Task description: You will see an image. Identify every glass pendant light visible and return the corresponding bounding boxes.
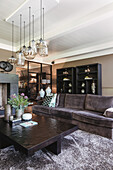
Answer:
[22,21,27,54]
[16,14,25,66]
[31,15,37,56]
[39,46,48,56]
[8,21,17,65]
[25,7,35,60]
[36,0,43,48]
[39,8,48,56]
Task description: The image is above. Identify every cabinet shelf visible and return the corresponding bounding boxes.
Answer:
[78,71,97,75]
[57,67,75,94]
[76,63,102,95]
[57,74,72,77]
[78,79,97,82]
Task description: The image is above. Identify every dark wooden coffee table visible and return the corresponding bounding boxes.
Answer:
[0,114,78,156]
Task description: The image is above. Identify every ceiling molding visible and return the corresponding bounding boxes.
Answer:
[51,45,113,64]
[5,0,30,21]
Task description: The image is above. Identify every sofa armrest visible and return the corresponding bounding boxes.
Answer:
[36,99,44,105]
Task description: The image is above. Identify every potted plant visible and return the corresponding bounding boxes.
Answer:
[8,93,30,119]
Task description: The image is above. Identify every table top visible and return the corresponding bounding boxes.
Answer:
[0,114,78,152]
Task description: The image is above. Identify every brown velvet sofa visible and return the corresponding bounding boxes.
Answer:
[32,94,113,139]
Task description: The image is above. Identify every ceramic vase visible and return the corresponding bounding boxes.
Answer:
[46,87,51,96]
[16,109,23,119]
[39,89,45,98]
[4,104,11,122]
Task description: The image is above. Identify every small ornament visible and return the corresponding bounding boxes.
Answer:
[81,89,85,94]
[81,83,85,87]
[68,89,72,93]
[91,81,96,94]
[69,83,72,87]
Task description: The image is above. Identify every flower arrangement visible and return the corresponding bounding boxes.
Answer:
[8,93,29,110]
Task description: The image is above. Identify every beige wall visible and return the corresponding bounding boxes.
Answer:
[52,54,113,96]
[1,48,113,96]
[0,49,16,74]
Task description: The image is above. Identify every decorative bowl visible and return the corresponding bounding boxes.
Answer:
[22,113,32,120]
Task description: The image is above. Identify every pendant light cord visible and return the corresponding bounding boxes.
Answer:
[43,8,44,40]
[24,21,25,45]
[32,15,34,40]
[29,7,31,46]
[40,0,42,39]
[12,21,14,56]
[20,14,22,51]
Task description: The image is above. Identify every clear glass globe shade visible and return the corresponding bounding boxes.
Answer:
[25,46,35,60]
[36,39,40,48]
[7,56,17,65]
[39,40,47,48]
[39,46,48,57]
[31,40,37,56]
[16,52,25,66]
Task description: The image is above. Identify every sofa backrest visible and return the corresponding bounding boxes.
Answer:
[85,94,113,113]
[65,94,86,110]
[56,93,66,107]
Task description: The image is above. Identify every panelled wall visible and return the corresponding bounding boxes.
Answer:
[52,54,113,96]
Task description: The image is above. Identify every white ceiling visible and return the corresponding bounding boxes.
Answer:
[1,0,113,64]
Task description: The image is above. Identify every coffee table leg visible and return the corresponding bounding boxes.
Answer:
[46,137,61,155]
[0,138,11,149]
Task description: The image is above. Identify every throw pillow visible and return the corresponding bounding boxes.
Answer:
[103,108,113,118]
[49,94,57,107]
[42,96,53,107]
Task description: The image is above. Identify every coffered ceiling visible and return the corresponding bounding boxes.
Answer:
[1,0,113,64]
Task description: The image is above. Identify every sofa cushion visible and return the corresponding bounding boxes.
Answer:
[65,94,86,110]
[85,94,113,113]
[57,94,66,107]
[103,108,113,118]
[32,105,51,114]
[50,107,76,119]
[72,110,113,128]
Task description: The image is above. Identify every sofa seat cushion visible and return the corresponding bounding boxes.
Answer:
[65,94,86,110]
[50,107,77,119]
[32,105,51,114]
[72,110,113,128]
[85,94,113,113]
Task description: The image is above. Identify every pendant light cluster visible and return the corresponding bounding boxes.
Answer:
[8,0,48,66]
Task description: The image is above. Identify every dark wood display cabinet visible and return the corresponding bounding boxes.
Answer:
[27,61,52,100]
[57,67,76,94]
[18,61,52,100]
[76,63,102,95]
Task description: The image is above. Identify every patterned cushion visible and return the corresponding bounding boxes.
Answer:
[42,96,53,107]
[49,94,57,107]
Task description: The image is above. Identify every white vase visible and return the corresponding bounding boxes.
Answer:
[16,109,23,119]
[46,87,51,96]
[39,89,45,98]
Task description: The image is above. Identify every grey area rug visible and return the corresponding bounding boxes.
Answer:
[0,130,113,170]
